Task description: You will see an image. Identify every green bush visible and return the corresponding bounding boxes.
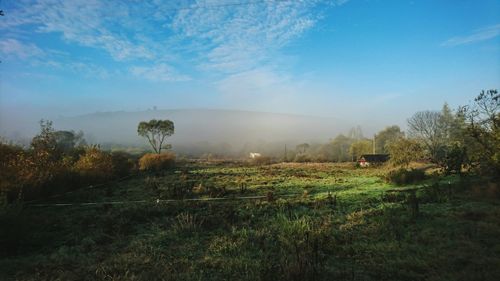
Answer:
[139,152,176,171]
[385,168,426,185]
[440,143,468,175]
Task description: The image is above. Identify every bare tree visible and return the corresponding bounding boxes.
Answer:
[407,111,444,161]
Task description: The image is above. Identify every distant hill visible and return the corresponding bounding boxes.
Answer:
[53,109,350,148]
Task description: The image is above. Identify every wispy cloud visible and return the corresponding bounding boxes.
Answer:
[441,24,500,47]
[0,38,111,79]
[1,0,156,61]
[130,64,191,82]
[171,0,325,73]
[0,38,44,60]
[1,0,348,81]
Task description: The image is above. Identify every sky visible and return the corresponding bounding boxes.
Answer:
[1,0,499,134]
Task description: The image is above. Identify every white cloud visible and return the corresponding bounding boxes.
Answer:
[0,37,112,79]
[1,0,156,61]
[1,0,349,81]
[170,0,324,72]
[130,64,191,82]
[0,38,44,60]
[441,24,500,47]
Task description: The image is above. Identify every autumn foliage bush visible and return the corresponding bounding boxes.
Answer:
[1,145,136,202]
[139,152,176,171]
[74,146,114,183]
[0,121,138,203]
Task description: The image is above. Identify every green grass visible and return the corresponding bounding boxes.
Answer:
[1,162,499,280]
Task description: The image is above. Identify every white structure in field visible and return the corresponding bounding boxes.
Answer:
[249,152,262,159]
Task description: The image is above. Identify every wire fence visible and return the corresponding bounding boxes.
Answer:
[25,193,301,208]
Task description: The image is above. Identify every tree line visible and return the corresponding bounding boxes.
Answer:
[289,90,499,177]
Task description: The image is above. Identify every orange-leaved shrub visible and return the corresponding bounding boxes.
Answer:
[0,142,76,202]
[139,152,176,171]
[74,146,114,182]
[1,120,140,203]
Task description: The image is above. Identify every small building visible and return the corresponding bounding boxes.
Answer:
[358,154,389,167]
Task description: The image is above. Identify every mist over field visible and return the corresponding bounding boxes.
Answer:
[2,108,357,152]
[60,109,350,144]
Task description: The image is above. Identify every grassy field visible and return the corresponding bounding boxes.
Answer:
[1,162,499,281]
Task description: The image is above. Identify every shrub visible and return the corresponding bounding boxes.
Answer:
[1,125,139,203]
[111,151,136,177]
[294,153,311,163]
[0,142,70,202]
[250,155,272,166]
[139,152,176,171]
[385,168,426,185]
[74,147,114,182]
[0,143,25,201]
[439,143,468,175]
[386,138,424,167]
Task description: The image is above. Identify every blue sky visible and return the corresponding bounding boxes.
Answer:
[0,0,499,132]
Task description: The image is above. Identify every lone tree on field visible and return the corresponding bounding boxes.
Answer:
[137,119,174,154]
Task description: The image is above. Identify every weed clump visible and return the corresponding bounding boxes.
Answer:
[261,214,333,281]
[385,168,426,185]
[144,176,193,199]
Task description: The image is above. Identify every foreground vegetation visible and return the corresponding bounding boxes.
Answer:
[0,89,497,280]
[1,162,499,281]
